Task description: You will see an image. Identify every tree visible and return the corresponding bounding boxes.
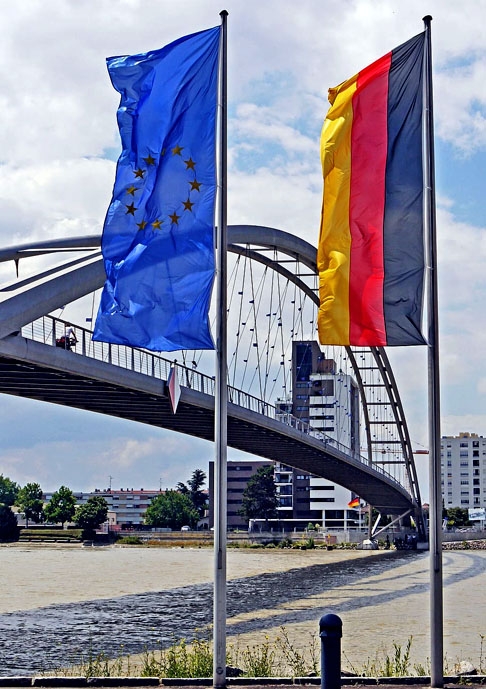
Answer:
[239,465,278,524]
[74,496,108,536]
[145,490,199,530]
[176,468,207,519]
[44,486,77,527]
[16,483,44,527]
[0,474,19,507]
[0,504,19,541]
[446,506,471,529]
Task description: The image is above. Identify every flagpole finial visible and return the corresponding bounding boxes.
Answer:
[220,9,228,18]
[423,15,433,25]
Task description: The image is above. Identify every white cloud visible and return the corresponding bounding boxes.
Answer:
[0,0,486,499]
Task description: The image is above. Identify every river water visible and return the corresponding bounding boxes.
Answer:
[1,544,485,675]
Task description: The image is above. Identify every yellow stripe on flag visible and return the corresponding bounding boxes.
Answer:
[317,74,358,345]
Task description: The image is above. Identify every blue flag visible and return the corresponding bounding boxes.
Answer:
[93,26,221,352]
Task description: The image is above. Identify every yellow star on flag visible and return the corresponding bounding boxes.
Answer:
[169,212,180,225]
[143,154,156,166]
[184,157,196,170]
[183,198,194,212]
[151,219,163,229]
[172,145,183,156]
[190,180,202,191]
[134,168,145,178]
[126,185,138,196]
[125,202,137,215]
[137,219,148,231]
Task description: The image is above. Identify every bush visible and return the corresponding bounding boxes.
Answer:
[277,537,292,548]
[0,504,19,541]
[116,536,143,545]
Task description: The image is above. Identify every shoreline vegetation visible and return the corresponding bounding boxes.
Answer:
[6,528,486,550]
[45,629,486,680]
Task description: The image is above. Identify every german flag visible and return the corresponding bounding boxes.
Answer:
[348,497,360,509]
[318,33,426,347]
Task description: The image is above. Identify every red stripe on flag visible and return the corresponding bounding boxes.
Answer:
[348,52,391,346]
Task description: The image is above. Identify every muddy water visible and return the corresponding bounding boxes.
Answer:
[0,544,485,675]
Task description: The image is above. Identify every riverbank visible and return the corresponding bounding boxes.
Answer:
[1,677,486,688]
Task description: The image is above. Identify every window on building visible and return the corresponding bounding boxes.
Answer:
[460,442,469,447]
[279,497,292,507]
[324,510,344,519]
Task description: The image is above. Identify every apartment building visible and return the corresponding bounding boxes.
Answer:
[441,432,486,508]
[43,488,163,528]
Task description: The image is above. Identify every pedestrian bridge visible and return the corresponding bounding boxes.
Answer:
[0,225,424,527]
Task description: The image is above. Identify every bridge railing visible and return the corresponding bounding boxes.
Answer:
[21,315,400,485]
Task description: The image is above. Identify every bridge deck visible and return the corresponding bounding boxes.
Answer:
[0,334,414,514]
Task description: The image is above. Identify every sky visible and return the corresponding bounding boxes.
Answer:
[0,0,486,500]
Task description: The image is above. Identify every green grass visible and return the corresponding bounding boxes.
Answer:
[47,632,486,679]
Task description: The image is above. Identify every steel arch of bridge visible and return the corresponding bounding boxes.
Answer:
[0,225,423,531]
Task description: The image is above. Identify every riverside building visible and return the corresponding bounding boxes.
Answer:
[441,432,486,508]
[43,488,163,529]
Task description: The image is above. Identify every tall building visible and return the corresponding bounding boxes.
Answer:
[441,432,486,508]
[208,459,273,530]
[208,342,365,532]
[291,341,359,452]
[274,341,362,530]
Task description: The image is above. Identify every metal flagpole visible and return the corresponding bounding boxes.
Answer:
[423,15,443,689]
[213,9,228,689]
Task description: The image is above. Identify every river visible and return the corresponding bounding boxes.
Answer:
[0,544,485,675]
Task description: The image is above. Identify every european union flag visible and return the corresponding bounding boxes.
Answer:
[93,26,221,352]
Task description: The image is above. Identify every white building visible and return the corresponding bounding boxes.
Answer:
[43,488,163,529]
[441,432,486,508]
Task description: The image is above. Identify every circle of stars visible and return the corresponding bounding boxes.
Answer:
[123,145,202,232]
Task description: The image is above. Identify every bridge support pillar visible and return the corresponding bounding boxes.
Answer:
[319,613,342,689]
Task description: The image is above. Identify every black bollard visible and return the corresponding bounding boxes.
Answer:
[319,613,342,689]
